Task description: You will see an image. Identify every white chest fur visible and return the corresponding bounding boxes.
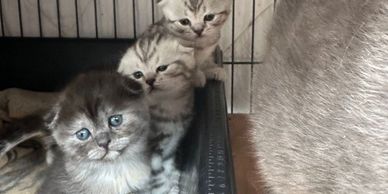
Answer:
[66,153,150,194]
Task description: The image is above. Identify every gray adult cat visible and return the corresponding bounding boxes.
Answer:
[157,0,230,86]
[35,71,151,194]
[118,22,197,194]
[250,0,388,193]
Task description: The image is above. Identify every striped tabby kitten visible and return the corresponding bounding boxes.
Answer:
[118,23,196,194]
[1,72,151,194]
[157,0,230,86]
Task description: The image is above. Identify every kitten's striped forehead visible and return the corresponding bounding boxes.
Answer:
[186,0,204,11]
[159,0,230,18]
[118,23,195,76]
[135,32,165,64]
[132,25,193,66]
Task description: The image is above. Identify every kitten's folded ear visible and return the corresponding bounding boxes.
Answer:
[44,104,61,130]
[121,76,144,96]
[43,94,65,130]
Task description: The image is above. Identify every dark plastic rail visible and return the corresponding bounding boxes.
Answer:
[198,81,236,194]
[199,49,236,194]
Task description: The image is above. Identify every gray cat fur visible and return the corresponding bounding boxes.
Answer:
[38,72,151,194]
[250,0,388,193]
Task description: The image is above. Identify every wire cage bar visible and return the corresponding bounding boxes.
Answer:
[0,0,274,113]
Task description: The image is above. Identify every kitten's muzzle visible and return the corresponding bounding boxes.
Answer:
[193,28,204,36]
[95,133,111,149]
[191,23,204,36]
[146,78,155,87]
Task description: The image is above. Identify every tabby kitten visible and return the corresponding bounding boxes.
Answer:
[36,71,151,194]
[157,0,231,86]
[118,23,196,194]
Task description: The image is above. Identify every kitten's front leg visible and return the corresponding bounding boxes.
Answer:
[150,155,180,194]
[192,70,207,88]
[195,44,226,82]
[203,60,227,82]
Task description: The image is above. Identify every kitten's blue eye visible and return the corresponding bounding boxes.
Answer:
[156,65,168,72]
[179,18,191,26]
[204,14,215,22]
[109,115,123,127]
[76,128,91,141]
[133,71,143,79]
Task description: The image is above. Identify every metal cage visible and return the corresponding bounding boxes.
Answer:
[0,0,275,113]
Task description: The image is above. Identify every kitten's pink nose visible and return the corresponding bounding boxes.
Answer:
[97,139,111,149]
[193,28,204,36]
[146,78,155,86]
[96,133,111,149]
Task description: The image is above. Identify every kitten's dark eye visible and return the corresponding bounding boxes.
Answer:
[109,115,123,127]
[179,19,191,26]
[156,65,168,72]
[133,71,143,79]
[204,14,215,21]
[76,128,91,141]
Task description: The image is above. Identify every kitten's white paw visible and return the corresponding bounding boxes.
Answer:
[192,70,207,88]
[205,67,227,82]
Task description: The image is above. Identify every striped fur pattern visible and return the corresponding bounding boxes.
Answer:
[118,23,196,194]
[250,0,388,193]
[36,71,152,194]
[157,0,230,86]
[0,114,47,157]
[0,113,55,164]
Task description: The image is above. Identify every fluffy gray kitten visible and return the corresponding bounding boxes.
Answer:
[35,72,151,194]
[118,23,197,194]
[250,0,388,193]
[157,0,230,86]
